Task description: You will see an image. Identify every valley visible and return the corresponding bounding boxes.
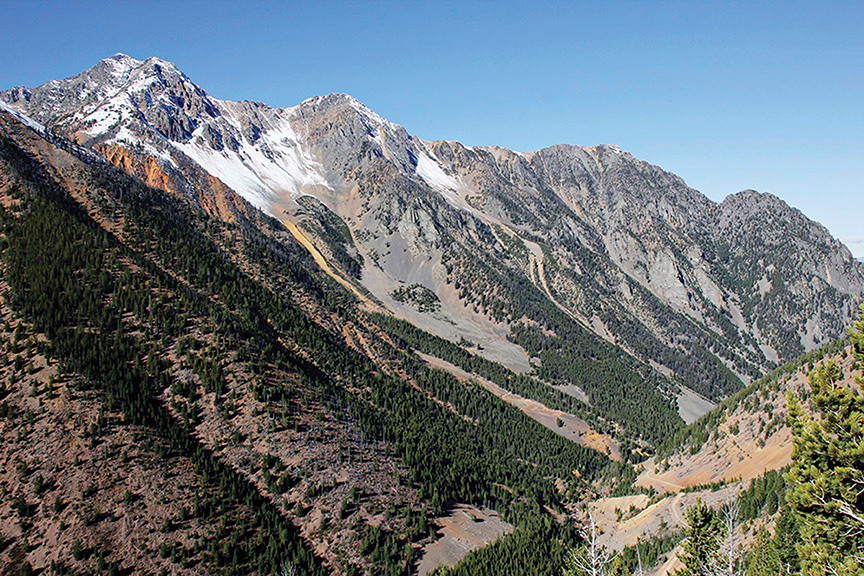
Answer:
[0,54,862,575]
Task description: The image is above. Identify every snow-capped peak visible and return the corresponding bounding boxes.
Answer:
[96,53,144,80]
[298,93,400,135]
[4,55,501,214]
[108,53,141,66]
[110,52,137,62]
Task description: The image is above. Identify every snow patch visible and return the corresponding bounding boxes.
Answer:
[111,126,177,167]
[81,100,126,135]
[346,96,400,133]
[105,54,142,76]
[0,100,46,133]
[415,151,461,192]
[170,114,330,209]
[415,150,475,212]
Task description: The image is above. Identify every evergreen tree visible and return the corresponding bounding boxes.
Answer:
[746,528,781,576]
[608,557,631,576]
[675,499,723,576]
[771,503,801,574]
[784,304,864,575]
[746,503,800,576]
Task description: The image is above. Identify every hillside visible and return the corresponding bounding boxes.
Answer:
[0,110,620,574]
[637,339,852,493]
[3,55,864,452]
[558,335,860,576]
[0,302,315,575]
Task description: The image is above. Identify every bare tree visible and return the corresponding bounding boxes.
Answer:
[703,493,745,576]
[563,509,619,576]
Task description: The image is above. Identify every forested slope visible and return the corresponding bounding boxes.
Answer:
[637,337,853,494]
[0,110,621,575]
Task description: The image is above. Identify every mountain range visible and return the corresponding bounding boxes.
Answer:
[0,54,862,575]
[4,54,861,433]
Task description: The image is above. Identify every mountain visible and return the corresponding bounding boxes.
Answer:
[1,54,863,575]
[4,56,860,424]
[0,106,616,574]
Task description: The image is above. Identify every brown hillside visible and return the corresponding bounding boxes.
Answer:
[636,346,856,492]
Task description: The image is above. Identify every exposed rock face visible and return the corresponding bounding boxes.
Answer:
[4,54,863,402]
[715,190,862,358]
[423,143,864,371]
[2,54,329,209]
[99,143,175,192]
[3,54,216,140]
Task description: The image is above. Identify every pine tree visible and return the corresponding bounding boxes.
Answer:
[772,503,802,575]
[746,503,802,576]
[675,499,723,576]
[608,557,631,576]
[784,304,864,575]
[746,527,781,576]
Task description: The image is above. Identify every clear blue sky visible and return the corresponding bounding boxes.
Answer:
[2,1,863,255]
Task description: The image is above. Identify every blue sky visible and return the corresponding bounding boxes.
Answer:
[2,1,862,255]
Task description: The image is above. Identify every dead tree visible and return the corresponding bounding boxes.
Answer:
[563,509,619,576]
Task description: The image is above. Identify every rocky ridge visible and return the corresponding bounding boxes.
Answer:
[3,54,863,422]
